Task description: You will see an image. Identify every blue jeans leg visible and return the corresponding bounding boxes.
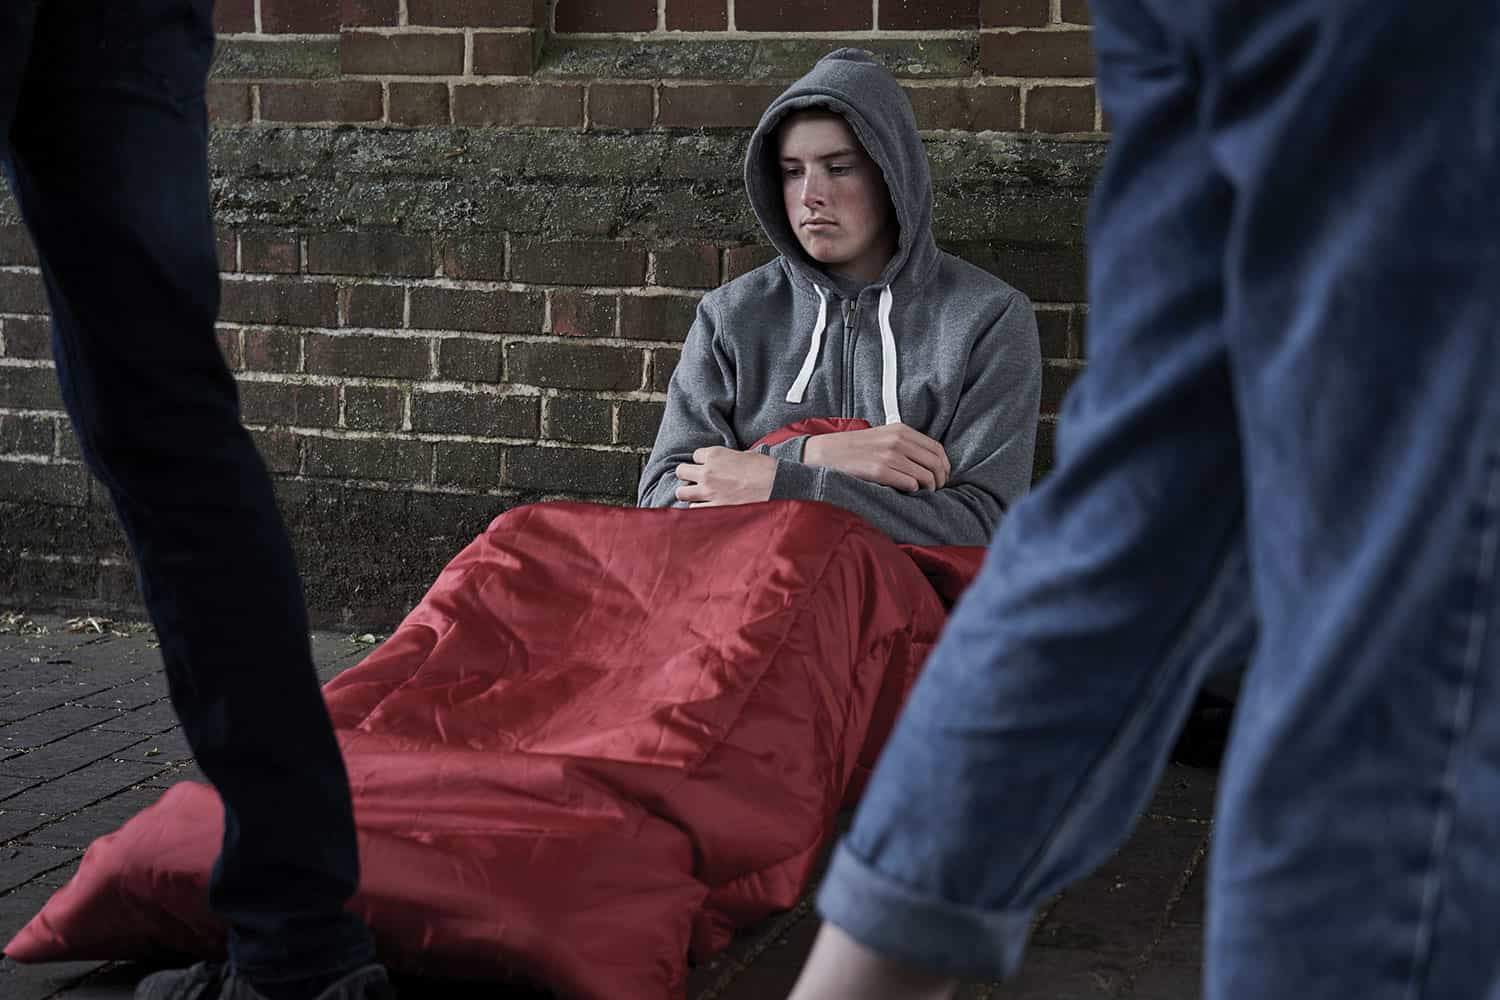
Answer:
[818,2,1500,997]
[2,1,375,984]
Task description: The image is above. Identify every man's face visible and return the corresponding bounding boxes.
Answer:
[778,112,896,284]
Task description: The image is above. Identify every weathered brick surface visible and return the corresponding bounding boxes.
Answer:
[341,31,467,76]
[667,0,727,31]
[652,244,718,288]
[882,0,980,30]
[343,385,406,430]
[1061,0,1092,25]
[0,270,48,314]
[439,236,509,281]
[0,414,54,455]
[2,317,51,359]
[341,0,401,26]
[725,245,778,279]
[550,291,618,338]
[0,367,63,410]
[512,240,646,286]
[305,334,431,379]
[981,29,1096,78]
[206,83,252,124]
[502,445,638,495]
[545,394,613,443]
[436,338,504,382]
[214,0,255,34]
[261,0,340,33]
[658,84,781,128]
[650,347,682,392]
[220,279,339,327]
[259,81,384,123]
[473,31,539,76]
[341,284,406,328]
[389,83,451,126]
[737,0,871,31]
[0,225,38,266]
[507,342,643,391]
[556,0,658,32]
[434,440,501,487]
[408,0,539,28]
[411,390,538,436]
[589,83,655,128]
[238,381,340,427]
[619,294,699,342]
[907,84,1020,132]
[1026,84,1096,133]
[240,231,300,274]
[308,231,434,278]
[452,83,584,126]
[409,287,544,333]
[617,399,666,447]
[980,0,1049,28]
[304,436,432,482]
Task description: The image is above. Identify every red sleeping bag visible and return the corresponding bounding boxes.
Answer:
[6,423,986,998]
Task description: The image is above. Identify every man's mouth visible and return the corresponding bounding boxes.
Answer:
[803,218,836,230]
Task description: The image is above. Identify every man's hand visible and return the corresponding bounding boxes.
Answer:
[675,447,777,507]
[802,423,951,492]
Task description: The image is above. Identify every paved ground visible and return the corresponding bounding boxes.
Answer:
[0,612,1217,1000]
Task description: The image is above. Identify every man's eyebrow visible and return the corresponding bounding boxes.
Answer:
[779,148,859,162]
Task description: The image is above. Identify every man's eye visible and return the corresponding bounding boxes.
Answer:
[783,167,803,178]
[829,164,852,175]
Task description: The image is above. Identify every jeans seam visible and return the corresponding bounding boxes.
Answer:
[1407,447,1500,1000]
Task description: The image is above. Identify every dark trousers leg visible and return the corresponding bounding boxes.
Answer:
[2,0,373,982]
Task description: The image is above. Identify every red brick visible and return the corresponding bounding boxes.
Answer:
[651,244,718,288]
[618,294,700,342]
[1025,84,1096,132]
[501,445,639,496]
[979,0,1049,27]
[342,0,400,26]
[616,399,666,447]
[214,0,255,34]
[0,225,38,267]
[881,0,979,30]
[667,0,727,30]
[305,334,432,378]
[409,0,538,27]
[217,228,238,272]
[725,245,777,279]
[505,342,643,391]
[588,83,654,128]
[436,338,504,382]
[439,236,508,281]
[737,0,870,31]
[240,231,301,274]
[340,285,406,328]
[217,327,243,370]
[304,436,431,483]
[658,84,781,128]
[259,82,383,123]
[409,287,544,333]
[544,394,613,444]
[220,279,339,327]
[549,292,617,338]
[472,31,538,76]
[207,83,252,124]
[452,84,583,126]
[389,83,450,125]
[262,0,340,33]
[343,385,405,431]
[340,31,465,76]
[555,0,657,32]
[980,29,1095,77]
[511,240,646,286]
[1060,0,1092,25]
[243,329,303,372]
[307,230,434,278]
[238,381,340,428]
[906,84,1020,131]
[650,347,680,392]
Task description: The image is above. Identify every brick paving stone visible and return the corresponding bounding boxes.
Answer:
[0,879,62,939]
[0,809,49,844]
[1032,817,1207,958]
[0,729,150,780]
[1,759,167,817]
[26,788,165,849]
[115,729,192,766]
[76,677,168,712]
[0,957,110,1000]
[0,844,82,893]
[0,773,41,801]
[94,700,179,735]
[0,705,124,751]
[141,761,205,790]
[0,687,94,725]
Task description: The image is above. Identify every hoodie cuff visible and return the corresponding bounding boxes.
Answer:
[757,434,810,463]
[770,458,825,502]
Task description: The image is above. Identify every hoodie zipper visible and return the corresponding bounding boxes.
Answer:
[841,297,859,418]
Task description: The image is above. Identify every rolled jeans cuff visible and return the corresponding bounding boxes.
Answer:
[815,839,1034,981]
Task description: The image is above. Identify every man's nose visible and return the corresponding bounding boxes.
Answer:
[800,173,828,207]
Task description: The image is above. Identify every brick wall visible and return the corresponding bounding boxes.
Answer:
[0,0,1100,626]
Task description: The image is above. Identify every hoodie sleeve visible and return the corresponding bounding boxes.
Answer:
[638,296,738,508]
[767,291,1042,546]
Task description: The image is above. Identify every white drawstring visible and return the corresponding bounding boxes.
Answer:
[878,285,901,425]
[786,285,828,404]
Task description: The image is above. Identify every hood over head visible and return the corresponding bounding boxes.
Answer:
[744,48,938,294]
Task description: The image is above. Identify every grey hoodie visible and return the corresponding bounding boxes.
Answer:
[637,49,1041,546]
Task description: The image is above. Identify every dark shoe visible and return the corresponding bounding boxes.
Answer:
[135,961,394,1000]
